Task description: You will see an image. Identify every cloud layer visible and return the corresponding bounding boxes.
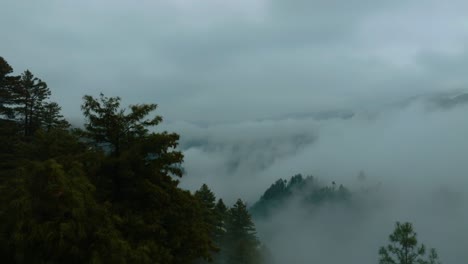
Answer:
[2,0,468,123]
[2,1,468,263]
[174,99,468,263]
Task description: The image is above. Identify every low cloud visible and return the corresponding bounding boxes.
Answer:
[174,96,468,263]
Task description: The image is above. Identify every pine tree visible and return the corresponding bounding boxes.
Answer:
[379,222,442,264]
[42,102,70,131]
[215,198,228,241]
[194,184,222,262]
[80,93,216,263]
[0,132,129,263]
[0,57,19,119]
[225,199,261,264]
[0,58,21,175]
[428,248,442,264]
[1,61,68,137]
[80,93,162,156]
[195,183,218,238]
[10,70,51,136]
[195,184,216,209]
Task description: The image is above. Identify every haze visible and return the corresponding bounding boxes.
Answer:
[2,1,468,263]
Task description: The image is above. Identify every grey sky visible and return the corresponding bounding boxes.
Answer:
[3,2,468,263]
[1,0,468,122]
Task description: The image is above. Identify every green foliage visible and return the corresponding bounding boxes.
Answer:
[11,70,51,136]
[0,119,20,170]
[6,57,447,264]
[224,199,261,264]
[0,57,13,81]
[195,184,217,209]
[0,115,129,263]
[42,102,70,131]
[80,93,163,156]
[251,174,351,218]
[196,193,267,264]
[379,222,442,264]
[214,199,228,241]
[0,57,20,119]
[0,59,68,138]
[0,57,222,264]
[0,158,128,263]
[195,184,219,256]
[428,248,442,264]
[79,93,217,263]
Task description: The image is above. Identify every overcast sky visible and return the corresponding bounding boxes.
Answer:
[3,2,468,263]
[1,0,468,123]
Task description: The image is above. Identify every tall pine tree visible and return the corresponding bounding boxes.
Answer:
[11,70,51,136]
[379,222,442,264]
[80,93,216,263]
[225,199,261,264]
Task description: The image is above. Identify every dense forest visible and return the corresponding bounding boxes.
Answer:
[0,56,442,263]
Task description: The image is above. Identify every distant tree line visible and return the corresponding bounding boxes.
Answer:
[251,175,443,264]
[250,174,351,218]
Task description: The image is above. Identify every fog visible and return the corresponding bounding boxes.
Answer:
[3,0,468,123]
[3,0,468,263]
[174,96,468,263]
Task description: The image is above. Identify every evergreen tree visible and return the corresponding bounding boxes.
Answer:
[287,173,304,189]
[0,58,21,168]
[195,184,218,235]
[215,198,228,241]
[0,60,68,138]
[0,130,129,263]
[10,70,51,136]
[194,184,220,261]
[0,57,12,83]
[0,57,283,264]
[80,93,216,263]
[42,102,70,131]
[0,57,19,119]
[80,93,162,156]
[225,199,261,264]
[379,222,442,264]
[195,184,217,210]
[251,174,352,218]
[262,178,288,201]
[428,248,442,264]
[0,60,18,191]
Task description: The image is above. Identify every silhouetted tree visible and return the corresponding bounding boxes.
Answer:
[195,184,220,260]
[0,58,21,168]
[80,93,162,156]
[196,184,217,210]
[215,199,228,240]
[379,222,442,264]
[42,102,70,131]
[225,199,261,264]
[80,93,216,263]
[0,57,19,119]
[1,57,276,264]
[10,70,51,136]
[251,174,352,218]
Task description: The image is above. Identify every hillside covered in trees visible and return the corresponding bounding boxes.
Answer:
[250,174,351,219]
[0,57,443,263]
[0,57,268,264]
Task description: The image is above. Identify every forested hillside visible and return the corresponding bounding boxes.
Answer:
[0,57,266,264]
[0,57,443,263]
[250,174,351,219]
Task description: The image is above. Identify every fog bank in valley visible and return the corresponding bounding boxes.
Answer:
[174,97,468,263]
